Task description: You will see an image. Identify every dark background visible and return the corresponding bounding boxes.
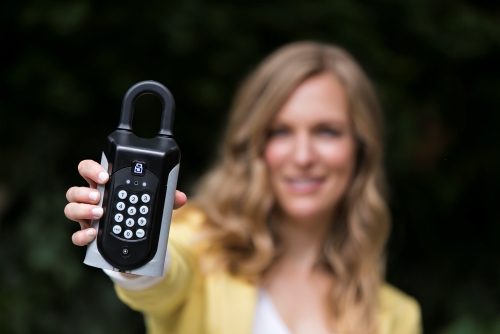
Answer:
[0,1,499,333]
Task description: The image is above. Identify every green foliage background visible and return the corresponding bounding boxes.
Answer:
[0,1,499,333]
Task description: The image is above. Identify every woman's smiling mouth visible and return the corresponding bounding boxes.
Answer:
[284,177,325,194]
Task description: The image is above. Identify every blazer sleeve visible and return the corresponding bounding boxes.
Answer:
[113,209,200,318]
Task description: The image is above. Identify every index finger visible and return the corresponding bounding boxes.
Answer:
[78,160,109,189]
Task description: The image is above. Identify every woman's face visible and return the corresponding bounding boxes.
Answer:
[264,73,356,223]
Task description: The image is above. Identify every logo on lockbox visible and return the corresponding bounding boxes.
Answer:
[135,163,143,174]
[132,161,146,176]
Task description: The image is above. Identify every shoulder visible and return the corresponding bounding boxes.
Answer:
[161,203,207,257]
[379,283,422,333]
[172,203,207,225]
[380,283,420,314]
[170,203,207,236]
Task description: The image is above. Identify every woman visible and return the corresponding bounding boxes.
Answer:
[65,42,421,334]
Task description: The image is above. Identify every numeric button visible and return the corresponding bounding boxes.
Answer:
[116,202,125,211]
[141,194,150,203]
[118,190,127,199]
[114,213,123,222]
[127,207,136,215]
[123,230,133,239]
[129,195,138,204]
[138,217,147,226]
[125,218,134,227]
[139,206,148,214]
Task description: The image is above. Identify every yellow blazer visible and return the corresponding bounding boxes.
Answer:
[115,207,422,334]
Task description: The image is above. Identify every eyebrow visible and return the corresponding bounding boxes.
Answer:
[271,118,349,127]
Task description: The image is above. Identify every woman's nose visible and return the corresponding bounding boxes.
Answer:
[292,132,316,167]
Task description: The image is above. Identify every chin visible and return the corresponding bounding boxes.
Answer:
[280,199,331,221]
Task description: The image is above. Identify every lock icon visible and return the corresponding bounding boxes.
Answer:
[132,161,146,176]
[84,80,181,277]
[134,163,143,174]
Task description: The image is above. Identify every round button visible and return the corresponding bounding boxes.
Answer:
[127,207,136,215]
[116,202,125,211]
[139,206,149,214]
[114,213,123,222]
[126,180,130,184]
[121,246,130,257]
[112,225,122,234]
[136,229,145,238]
[138,217,147,226]
[129,195,138,204]
[118,190,127,199]
[125,218,134,227]
[141,194,150,203]
[124,230,133,239]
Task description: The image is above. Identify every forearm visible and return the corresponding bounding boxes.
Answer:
[103,247,171,290]
[104,234,195,316]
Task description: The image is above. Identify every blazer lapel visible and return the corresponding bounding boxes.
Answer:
[205,272,258,334]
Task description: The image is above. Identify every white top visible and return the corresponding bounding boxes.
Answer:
[252,289,292,334]
[252,290,339,334]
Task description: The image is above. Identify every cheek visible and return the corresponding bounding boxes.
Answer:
[264,140,290,172]
[317,139,356,173]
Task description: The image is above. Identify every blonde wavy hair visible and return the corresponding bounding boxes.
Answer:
[193,41,390,334]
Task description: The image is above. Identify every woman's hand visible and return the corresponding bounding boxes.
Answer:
[64,159,187,246]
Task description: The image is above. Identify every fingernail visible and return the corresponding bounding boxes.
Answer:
[92,207,103,217]
[98,172,109,182]
[86,229,95,237]
[89,191,98,201]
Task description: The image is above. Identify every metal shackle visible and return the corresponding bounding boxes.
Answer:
[117,80,176,137]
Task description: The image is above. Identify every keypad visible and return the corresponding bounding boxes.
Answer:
[109,186,153,241]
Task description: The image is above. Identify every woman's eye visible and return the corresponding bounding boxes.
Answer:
[269,127,289,137]
[317,127,342,137]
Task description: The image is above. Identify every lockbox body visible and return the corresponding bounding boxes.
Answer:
[84,81,180,277]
